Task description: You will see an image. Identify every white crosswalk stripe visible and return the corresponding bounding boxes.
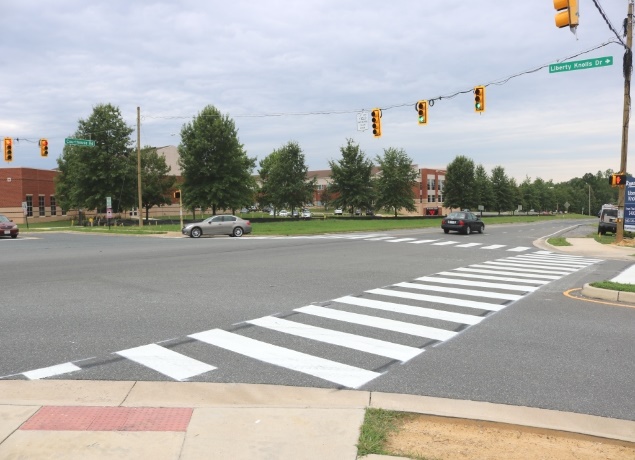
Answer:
[189,328,381,388]
[9,251,600,388]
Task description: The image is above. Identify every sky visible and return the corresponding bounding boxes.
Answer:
[0,1,630,183]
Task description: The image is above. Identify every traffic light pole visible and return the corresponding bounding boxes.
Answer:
[617,1,633,243]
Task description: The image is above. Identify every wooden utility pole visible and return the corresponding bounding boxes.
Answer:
[617,1,633,242]
[137,106,143,227]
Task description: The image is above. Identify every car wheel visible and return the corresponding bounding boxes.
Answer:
[465,225,472,235]
[232,227,244,237]
[190,227,202,238]
[443,229,449,234]
[478,224,484,234]
[11,234,17,239]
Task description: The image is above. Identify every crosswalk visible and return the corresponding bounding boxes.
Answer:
[9,251,599,388]
[233,233,535,252]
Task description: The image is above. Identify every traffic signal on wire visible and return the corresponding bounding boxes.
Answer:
[416,100,428,125]
[3,137,12,162]
[474,86,486,112]
[609,173,627,187]
[371,108,382,137]
[553,0,579,30]
[39,139,49,157]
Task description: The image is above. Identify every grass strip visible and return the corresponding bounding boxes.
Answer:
[590,281,635,292]
[547,237,571,246]
[356,408,413,457]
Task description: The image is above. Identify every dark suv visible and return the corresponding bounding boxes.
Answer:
[598,207,618,235]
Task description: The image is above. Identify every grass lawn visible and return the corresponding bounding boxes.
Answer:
[20,213,592,237]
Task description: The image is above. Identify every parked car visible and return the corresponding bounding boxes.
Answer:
[441,211,484,235]
[365,209,374,216]
[182,215,251,238]
[301,209,311,218]
[0,214,19,238]
[598,205,618,235]
[279,210,289,217]
[334,208,343,215]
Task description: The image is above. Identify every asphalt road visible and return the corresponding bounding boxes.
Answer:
[1,218,633,421]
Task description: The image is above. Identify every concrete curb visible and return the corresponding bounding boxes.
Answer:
[582,283,635,304]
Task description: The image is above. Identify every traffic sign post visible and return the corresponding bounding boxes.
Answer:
[65,138,96,147]
[549,56,613,73]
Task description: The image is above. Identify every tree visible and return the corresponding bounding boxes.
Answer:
[473,164,494,211]
[320,184,334,210]
[140,147,176,222]
[328,139,374,213]
[178,105,256,216]
[443,155,475,211]
[55,103,136,214]
[490,166,514,214]
[258,141,315,214]
[374,147,418,217]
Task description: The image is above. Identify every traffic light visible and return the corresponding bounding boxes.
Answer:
[39,138,49,157]
[371,108,382,137]
[416,100,428,125]
[474,86,486,113]
[553,0,579,30]
[3,137,12,162]
[173,190,181,199]
[609,173,627,187]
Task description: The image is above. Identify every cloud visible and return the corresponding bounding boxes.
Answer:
[0,1,627,184]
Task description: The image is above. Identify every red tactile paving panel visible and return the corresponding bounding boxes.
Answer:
[21,406,193,432]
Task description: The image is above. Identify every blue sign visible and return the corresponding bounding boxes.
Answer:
[624,176,635,232]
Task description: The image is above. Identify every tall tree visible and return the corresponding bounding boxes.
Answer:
[374,147,418,217]
[328,139,374,213]
[178,105,256,215]
[473,164,494,211]
[55,103,136,213]
[490,165,514,214]
[443,155,475,211]
[140,147,176,222]
[258,141,315,214]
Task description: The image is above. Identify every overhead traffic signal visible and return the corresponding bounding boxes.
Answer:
[3,137,12,162]
[416,100,428,125]
[371,108,382,137]
[474,86,486,113]
[39,138,49,157]
[173,190,181,199]
[553,0,579,31]
[609,173,627,187]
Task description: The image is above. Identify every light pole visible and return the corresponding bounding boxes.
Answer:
[588,184,592,216]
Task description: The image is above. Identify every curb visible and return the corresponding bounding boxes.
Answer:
[581,283,635,304]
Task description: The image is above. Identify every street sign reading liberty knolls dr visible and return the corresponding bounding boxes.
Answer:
[64,138,96,146]
[549,56,613,73]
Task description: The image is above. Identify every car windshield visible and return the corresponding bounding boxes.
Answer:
[0,215,10,223]
[448,212,466,219]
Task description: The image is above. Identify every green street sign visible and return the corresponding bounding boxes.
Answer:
[549,56,613,73]
[65,138,96,146]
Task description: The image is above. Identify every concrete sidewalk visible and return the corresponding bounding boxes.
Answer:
[2,237,635,459]
[1,381,635,460]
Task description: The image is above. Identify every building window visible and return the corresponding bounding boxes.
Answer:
[438,194,443,203]
[50,196,57,216]
[26,195,33,217]
[39,196,45,217]
[427,195,436,203]
[427,178,435,191]
[438,179,445,192]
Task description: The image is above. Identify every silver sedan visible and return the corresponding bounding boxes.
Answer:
[182,215,252,238]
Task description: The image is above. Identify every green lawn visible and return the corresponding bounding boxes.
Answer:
[20,213,592,236]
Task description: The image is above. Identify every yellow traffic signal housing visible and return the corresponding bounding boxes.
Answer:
[553,0,579,29]
[371,108,382,137]
[474,86,486,113]
[39,139,49,157]
[4,137,13,162]
[416,100,428,125]
[609,173,627,187]
[173,190,181,199]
